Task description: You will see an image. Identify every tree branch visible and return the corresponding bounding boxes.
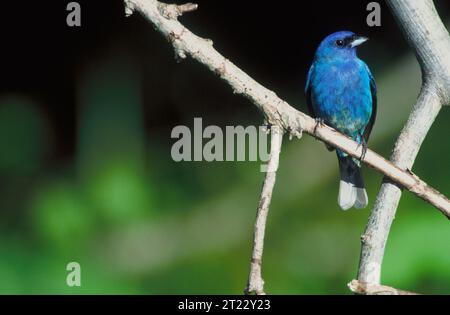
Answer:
[244,126,283,295]
[357,0,450,288]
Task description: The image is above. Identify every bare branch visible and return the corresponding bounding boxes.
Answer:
[158,2,198,19]
[245,126,283,295]
[357,0,450,287]
[348,280,419,295]
[386,0,450,103]
[125,0,198,18]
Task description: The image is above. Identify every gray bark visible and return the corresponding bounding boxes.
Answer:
[357,0,450,286]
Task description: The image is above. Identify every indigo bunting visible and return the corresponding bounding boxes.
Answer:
[305,31,377,210]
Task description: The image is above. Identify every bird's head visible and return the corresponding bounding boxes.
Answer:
[315,31,368,60]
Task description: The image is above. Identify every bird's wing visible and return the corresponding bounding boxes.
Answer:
[305,64,333,153]
[305,64,316,118]
[363,64,377,142]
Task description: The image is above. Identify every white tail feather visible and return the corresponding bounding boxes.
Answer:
[354,188,368,209]
[338,180,357,211]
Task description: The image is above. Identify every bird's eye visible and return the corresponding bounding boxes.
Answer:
[336,40,344,47]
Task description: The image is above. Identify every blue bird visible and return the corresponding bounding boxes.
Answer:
[305,31,377,210]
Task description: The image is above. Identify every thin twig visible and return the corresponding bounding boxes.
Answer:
[244,126,283,295]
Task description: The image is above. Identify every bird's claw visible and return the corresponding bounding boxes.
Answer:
[314,118,325,134]
[357,138,368,161]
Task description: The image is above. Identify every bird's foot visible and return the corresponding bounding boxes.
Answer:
[357,138,368,161]
[314,117,325,135]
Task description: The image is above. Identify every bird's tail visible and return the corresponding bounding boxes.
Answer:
[337,155,368,210]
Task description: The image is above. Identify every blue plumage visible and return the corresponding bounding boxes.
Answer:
[305,31,377,210]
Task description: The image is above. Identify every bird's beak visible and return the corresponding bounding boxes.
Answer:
[351,36,369,48]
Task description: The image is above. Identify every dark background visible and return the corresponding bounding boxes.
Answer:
[0,0,448,294]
